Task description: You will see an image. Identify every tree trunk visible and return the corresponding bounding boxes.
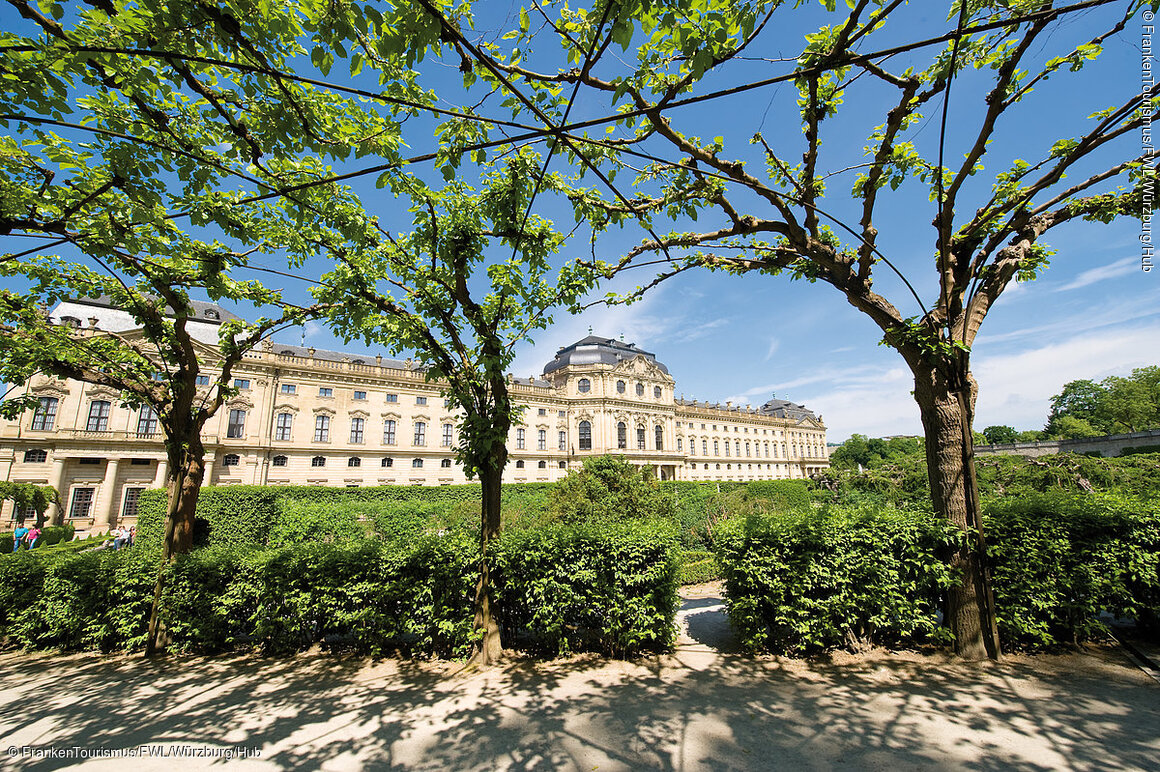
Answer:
[912,358,1001,661]
[144,446,205,657]
[471,461,504,665]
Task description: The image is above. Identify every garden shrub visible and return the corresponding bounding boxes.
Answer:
[548,455,675,525]
[495,519,679,656]
[984,492,1160,648]
[745,480,813,511]
[677,550,720,585]
[714,505,959,654]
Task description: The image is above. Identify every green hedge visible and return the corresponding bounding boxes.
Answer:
[677,550,721,585]
[985,492,1160,648]
[495,520,679,656]
[0,523,679,658]
[714,506,959,654]
[744,480,813,511]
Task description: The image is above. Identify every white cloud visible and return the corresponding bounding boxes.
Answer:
[764,337,780,361]
[974,294,1160,346]
[1054,256,1140,291]
[972,323,1160,430]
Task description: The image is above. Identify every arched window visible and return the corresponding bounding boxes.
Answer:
[348,457,361,467]
[204,309,220,319]
[515,460,525,469]
[413,421,426,446]
[412,458,423,468]
[314,415,330,442]
[538,460,547,469]
[383,419,396,445]
[616,380,626,394]
[61,316,81,328]
[654,386,662,399]
[655,425,663,451]
[23,449,47,463]
[516,428,526,449]
[311,456,326,467]
[86,400,111,432]
[382,457,393,467]
[272,455,288,467]
[635,383,644,397]
[677,437,683,452]
[617,421,627,449]
[350,417,365,444]
[441,458,452,468]
[31,397,58,431]
[636,425,646,450]
[577,378,591,393]
[223,454,240,467]
[442,423,454,447]
[578,421,592,450]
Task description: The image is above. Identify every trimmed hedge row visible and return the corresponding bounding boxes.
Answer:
[986,493,1160,647]
[135,479,807,553]
[0,522,679,658]
[677,550,721,585]
[497,520,679,656]
[715,493,1160,654]
[715,505,958,654]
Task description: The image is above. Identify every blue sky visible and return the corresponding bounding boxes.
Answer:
[4,2,1156,442]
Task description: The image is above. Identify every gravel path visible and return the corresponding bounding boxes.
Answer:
[0,597,1157,771]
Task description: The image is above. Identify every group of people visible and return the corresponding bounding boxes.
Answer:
[106,526,136,550]
[10,524,42,551]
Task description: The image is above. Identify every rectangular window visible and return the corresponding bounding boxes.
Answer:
[233,379,250,390]
[69,487,95,519]
[383,419,396,445]
[314,415,330,442]
[559,410,566,418]
[136,406,158,437]
[31,397,58,431]
[350,417,365,444]
[677,438,683,451]
[415,396,427,406]
[226,409,246,439]
[319,387,333,397]
[275,413,293,441]
[442,423,453,447]
[725,442,730,457]
[713,441,719,456]
[353,390,367,400]
[538,408,547,416]
[636,426,645,450]
[122,487,144,519]
[537,429,546,451]
[516,428,525,450]
[86,401,111,432]
[702,440,708,455]
[559,431,567,451]
[281,383,297,394]
[385,393,398,403]
[413,421,426,446]
[195,375,211,386]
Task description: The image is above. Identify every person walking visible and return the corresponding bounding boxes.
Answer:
[12,523,28,552]
[25,525,41,550]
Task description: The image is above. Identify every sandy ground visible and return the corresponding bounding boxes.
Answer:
[0,584,1156,771]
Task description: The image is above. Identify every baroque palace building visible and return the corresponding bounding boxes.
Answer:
[0,297,828,532]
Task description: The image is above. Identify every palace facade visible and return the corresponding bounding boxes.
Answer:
[0,298,828,532]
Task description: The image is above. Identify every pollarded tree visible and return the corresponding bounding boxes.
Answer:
[310,150,594,664]
[437,0,1158,658]
[0,0,415,653]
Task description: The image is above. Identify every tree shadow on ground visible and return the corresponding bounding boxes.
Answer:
[0,641,1156,771]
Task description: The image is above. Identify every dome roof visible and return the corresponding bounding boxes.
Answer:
[543,335,669,375]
